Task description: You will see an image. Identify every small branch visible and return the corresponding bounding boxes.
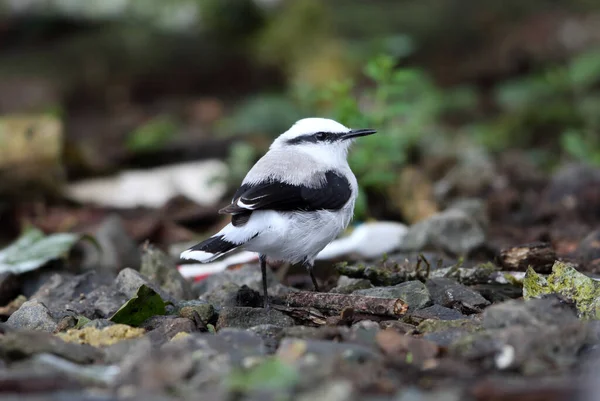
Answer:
[499,242,556,273]
[273,291,409,318]
[272,305,327,326]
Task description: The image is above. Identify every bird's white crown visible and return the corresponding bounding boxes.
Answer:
[271,118,350,148]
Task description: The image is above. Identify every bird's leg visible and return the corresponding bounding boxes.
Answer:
[303,260,320,292]
[259,254,270,309]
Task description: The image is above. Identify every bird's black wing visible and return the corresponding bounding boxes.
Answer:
[219,171,352,224]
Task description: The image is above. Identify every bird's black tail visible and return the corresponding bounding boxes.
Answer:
[180,234,239,263]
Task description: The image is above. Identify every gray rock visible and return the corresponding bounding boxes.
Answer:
[483,296,579,330]
[433,144,497,202]
[426,277,490,309]
[194,264,277,295]
[247,324,285,354]
[213,329,268,360]
[141,315,200,346]
[0,330,102,363]
[448,296,588,374]
[80,214,140,274]
[282,325,346,341]
[423,329,472,347]
[379,321,417,334]
[354,280,432,310]
[416,318,482,334]
[330,276,372,294]
[345,320,381,347]
[216,306,295,330]
[399,208,486,255]
[81,285,128,318]
[6,299,58,332]
[114,268,175,303]
[410,304,466,321]
[177,301,215,323]
[30,272,112,310]
[201,283,264,310]
[103,336,152,364]
[140,245,193,301]
[541,163,600,220]
[449,322,588,375]
[0,272,20,306]
[277,338,382,364]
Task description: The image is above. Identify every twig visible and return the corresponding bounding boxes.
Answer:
[272,305,327,326]
[418,253,431,278]
[273,291,409,318]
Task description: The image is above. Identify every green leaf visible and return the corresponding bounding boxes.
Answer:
[110,285,167,327]
[0,227,85,274]
[73,316,91,330]
[226,357,299,393]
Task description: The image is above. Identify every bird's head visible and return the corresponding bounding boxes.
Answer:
[270,118,376,162]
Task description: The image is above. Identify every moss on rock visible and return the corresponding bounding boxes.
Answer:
[523,261,600,319]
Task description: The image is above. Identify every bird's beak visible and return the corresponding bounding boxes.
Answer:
[343,128,377,140]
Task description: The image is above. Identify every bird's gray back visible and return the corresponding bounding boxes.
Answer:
[242,148,329,187]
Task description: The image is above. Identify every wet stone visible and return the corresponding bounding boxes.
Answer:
[354,280,432,311]
[379,321,417,334]
[216,306,295,330]
[281,325,346,342]
[114,268,175,304]
[426,277,490,311]
[178,302,215,324]
[200,283,263,310]
[409,304,466,322]
[6,299,58,332]
[417,318,482,334]
[482,296,579,330]
[330,276,372,294]
[398,207,486,256]
[423,329,474,347]
[277,338,382,365]
[70,285,127,319]
[193,264,279,298]
[140,244,193,300]
[247,324,285,354]
[0,330,102,364]
[471,284,522,303]
[29,271,114,313]
[344,320,381,347]
[449,322,588,375]
[141,315,200,346]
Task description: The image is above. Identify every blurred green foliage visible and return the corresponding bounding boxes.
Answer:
[226,357,299,393]
[125,115,178,153]
[474,49,600,163]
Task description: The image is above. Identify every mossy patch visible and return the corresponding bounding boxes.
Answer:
[523,261,600,319]
[56,324,145,347]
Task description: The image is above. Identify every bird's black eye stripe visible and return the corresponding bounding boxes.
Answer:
[287,131,337,145]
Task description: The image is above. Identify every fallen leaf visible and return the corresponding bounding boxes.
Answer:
[0,227,93,274]
[110,284,167,327]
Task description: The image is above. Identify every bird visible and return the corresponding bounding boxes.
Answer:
[180,117,376,308]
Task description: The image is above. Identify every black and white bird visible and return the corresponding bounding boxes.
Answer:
[180,118,376,307]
